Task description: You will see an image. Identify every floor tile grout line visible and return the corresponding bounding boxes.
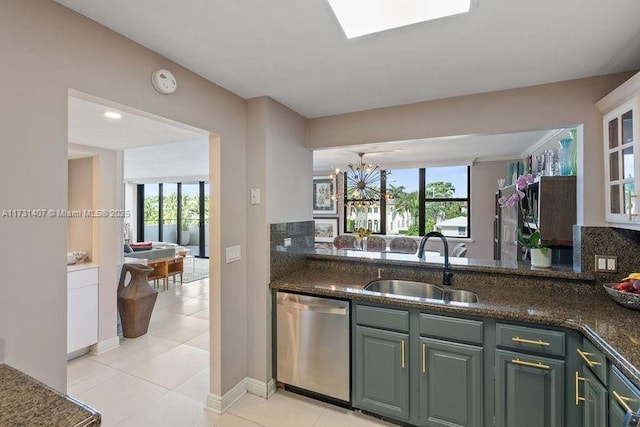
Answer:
[223,412,268,427]
[108,384,173,427]
[69,336,187,396]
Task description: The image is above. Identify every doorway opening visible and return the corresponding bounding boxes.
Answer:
[66,90,218,423]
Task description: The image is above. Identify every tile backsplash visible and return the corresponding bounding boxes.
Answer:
[270,221,315,280]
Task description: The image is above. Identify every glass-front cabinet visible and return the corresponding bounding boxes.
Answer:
[598,71,640,228]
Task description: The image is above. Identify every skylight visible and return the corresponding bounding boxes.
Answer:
[327,0,472,39]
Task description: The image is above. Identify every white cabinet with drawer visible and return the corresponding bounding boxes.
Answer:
[67,265,98,354]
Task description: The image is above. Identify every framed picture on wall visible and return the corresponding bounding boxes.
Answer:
[312,176,337,215]
[314,218,339,242]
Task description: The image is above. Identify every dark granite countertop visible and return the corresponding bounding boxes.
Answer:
[307,249,594,281]
[0,364,100,426]
[270,269,640,388]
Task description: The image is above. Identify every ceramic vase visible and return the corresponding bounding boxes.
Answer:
[530,248,552,268]
[117,263,157,338]
[558,138,573,176]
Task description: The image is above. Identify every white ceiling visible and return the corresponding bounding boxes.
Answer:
[68,95,209,182]
[68,96,207,150]
[313,129,566,172]
[123,140,209,183]
[56,0,640,118]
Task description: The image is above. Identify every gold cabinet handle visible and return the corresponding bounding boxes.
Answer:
[422,343,427,374]
[512,358,550,370]
[575,371,586,406]
[613,390,635,413]
[512,336,550,347]
[576,349,602,368]
[401,340,405,369]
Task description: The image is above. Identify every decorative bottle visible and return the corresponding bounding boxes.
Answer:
[558,138,573,176]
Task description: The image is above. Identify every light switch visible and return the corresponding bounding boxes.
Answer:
[250,188,260,205]
[226,245,241,263]
[595,255,607,272]
[284,238,292,247]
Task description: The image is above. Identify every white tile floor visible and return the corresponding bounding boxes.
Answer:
[67,278,394,427]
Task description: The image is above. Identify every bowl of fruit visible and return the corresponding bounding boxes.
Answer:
[604,274,640,310]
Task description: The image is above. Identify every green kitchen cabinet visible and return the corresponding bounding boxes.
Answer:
[354,325,410,421]
[578,368,608,427]
[609,401,626,427]
[495,349,565,427]
[610,364,640,427]
[419,337,483,427]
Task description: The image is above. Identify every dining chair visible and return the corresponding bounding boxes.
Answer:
[389,237,418,254]
[333,234,357,250]
[451,243,467,257]
[365,236,387,252]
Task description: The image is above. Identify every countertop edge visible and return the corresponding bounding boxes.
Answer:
[305,252,594,281]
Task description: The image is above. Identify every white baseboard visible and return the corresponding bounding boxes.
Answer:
[246,378,276,399]
[207,378,248,414]
[89,336,120,355]
[206,377,275,414]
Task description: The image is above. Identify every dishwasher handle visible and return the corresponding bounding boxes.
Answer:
[277,295,349,316]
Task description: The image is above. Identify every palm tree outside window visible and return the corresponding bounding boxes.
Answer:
[343,166,470,238]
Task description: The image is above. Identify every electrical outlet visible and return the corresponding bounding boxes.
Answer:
[595,255,608,272]
[595,255,618,272]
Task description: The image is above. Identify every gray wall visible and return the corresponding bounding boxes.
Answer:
[0,0,246,395]
[306,73,636,228]
[246,97,311,387]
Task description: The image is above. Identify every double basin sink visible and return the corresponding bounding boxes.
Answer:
[364,279,478,304]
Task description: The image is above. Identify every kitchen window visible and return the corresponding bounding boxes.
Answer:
[344,166,470,238]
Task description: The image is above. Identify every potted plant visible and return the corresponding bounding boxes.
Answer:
[180,220,191,246]
[498,173,554,268]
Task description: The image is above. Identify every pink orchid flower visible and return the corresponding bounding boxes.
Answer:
[516,173,535,190]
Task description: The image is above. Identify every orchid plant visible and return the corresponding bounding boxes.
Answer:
[498,173,554,254]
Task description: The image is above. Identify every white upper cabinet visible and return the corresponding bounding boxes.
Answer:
[597,72,640,229]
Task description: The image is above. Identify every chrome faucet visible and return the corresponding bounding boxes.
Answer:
[417,231,453,286]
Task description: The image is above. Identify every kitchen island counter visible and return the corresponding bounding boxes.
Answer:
[271,268,640,388]
[0,364,100,426]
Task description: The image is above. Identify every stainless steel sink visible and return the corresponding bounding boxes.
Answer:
[363,279,479,304]
[445,289,479,304]
[364,280,444,300]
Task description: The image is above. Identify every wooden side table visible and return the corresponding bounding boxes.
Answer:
[167,256,184,286]
[147,257,184,291]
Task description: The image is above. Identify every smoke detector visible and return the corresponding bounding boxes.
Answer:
[151,69,177,95]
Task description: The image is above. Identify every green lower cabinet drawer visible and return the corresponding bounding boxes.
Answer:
[496,323,565,357]
[495,349,565,427]
[419,313,483,345]
[419,338,483,427]
[578,337,608,385]
[354,325,410,421]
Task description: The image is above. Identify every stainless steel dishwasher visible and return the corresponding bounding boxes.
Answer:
[276,291,350,402]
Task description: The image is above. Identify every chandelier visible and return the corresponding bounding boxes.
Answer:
[331,153,391,207]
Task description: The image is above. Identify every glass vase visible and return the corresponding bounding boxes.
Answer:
[558,138,573,176]
[362,236,368,252]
